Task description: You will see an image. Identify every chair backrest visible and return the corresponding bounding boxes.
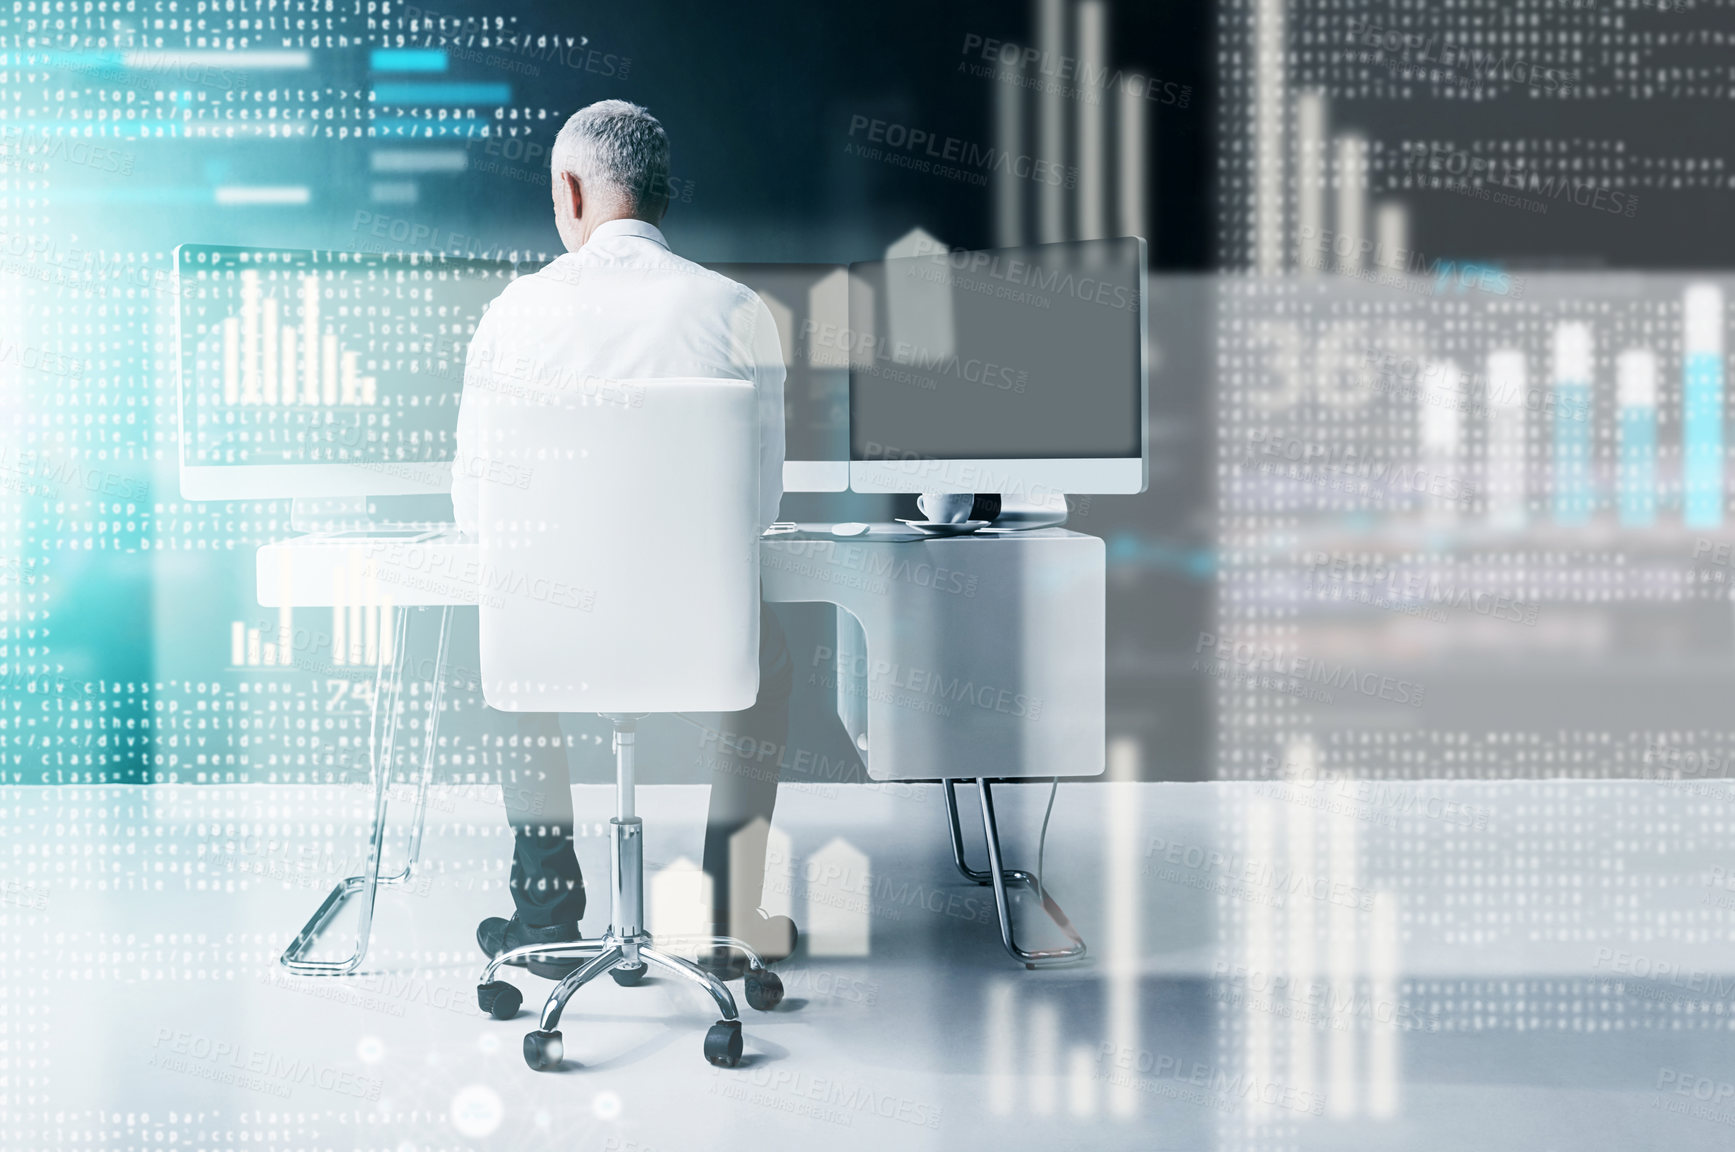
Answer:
[477,377,760,714]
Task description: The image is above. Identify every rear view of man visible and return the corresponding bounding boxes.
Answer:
[451,99,795,978]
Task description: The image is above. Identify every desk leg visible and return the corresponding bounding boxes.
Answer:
[280,606,453,975]
[943,779,1087,968]
[377,605,451,886]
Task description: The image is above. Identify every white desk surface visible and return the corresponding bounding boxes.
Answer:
[256,524,1093,607]
[258,523,1107,780]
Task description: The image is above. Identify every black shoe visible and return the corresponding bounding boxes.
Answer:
[476,914,586,979]
[746,912,799,963]
[697,913,799,979]
[696,945,749,980]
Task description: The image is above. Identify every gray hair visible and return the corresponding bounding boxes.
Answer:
[551,99,671,217]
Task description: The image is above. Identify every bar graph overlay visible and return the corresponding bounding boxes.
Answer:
[221,269,379,407]
[176,246,517,469]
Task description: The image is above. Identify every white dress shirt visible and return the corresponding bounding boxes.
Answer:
[451,218,786,536]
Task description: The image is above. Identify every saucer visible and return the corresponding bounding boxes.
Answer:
[896,518,992,536]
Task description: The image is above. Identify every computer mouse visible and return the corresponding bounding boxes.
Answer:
[831,522,870,536]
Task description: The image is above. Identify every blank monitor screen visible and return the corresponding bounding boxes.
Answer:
[848,237,1145,471]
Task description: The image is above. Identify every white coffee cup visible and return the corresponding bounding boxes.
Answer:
[918,493,978,524]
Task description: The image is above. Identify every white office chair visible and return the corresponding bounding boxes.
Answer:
[470,376,783,1071]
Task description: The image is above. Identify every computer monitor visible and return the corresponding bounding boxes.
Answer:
[702,262,849,493]
[846,237,1148,497]
[175,244,515,500]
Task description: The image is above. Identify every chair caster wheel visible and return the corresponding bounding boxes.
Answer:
[610,962,647,987]
[744,969,783,1011]
[477,981,522,1020]
[704,1020,743,1067]
[523,1029,564,1071]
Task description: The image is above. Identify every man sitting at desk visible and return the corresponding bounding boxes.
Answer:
[451,99,795,977]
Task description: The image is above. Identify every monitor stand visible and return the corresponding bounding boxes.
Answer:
[995,492,1070,531]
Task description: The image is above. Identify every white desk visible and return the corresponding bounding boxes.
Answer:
[257,523,1104,969]
[260,524,1105,781]
[760,527,1104,781]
